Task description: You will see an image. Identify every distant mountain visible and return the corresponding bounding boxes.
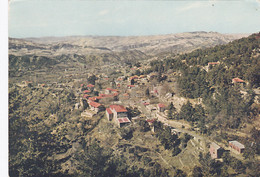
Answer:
[9,32,249,56]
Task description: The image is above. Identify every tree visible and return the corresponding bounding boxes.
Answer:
[130,79,135,85]
[76,141,113,177]
[167,102,176,120]
[88,75,97,85]
[179,101,194,121]
[145,88,150,97]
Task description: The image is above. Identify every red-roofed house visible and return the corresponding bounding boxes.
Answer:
[105,88,118,94]
[143,102,150,106]
[87,84,95,88]
[117,118,131,127]
[158,103,166,112]
[88,97,100,102]
[229,141,245,154]
[209,142,222,159]
[127,85,135,89]
[208,62,220,67]
[89,101,104,112]
[232,78,245,84]
[106,108,113,121]
[106,105,130,127]
[83,90,91,94]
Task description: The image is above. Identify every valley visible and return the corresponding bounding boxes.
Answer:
[9,32,260,177]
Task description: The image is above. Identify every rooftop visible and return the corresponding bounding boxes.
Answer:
[83,90,91,93]
[158,103,166,108]
[146,119,156,123]
[106,108,113,114]
[211,142,220,150]
[89,101,102,108]
[232,78,245,83]
[229,140,245,149]
[110,105,128,113]
[87,84,95,87]
[118,118,131,123]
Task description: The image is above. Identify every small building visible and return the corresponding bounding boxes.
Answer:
[229,141,245,154]
[83,90,91,94]
[105,88,118,94]
[158,103,166,112]
[127,85,135,89]
[89,101,104,113]
[87,84,95,88]
[106,108,113,121]
[232,78,246,85]
[87,84,95,91]
[210,142,221,159]
[117,118,131,127]
[106,105,131,127]
[208,62,220,67]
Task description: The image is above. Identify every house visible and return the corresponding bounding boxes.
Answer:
[81,110,96,117]
[158,103,166,112]
[17,81,33,88]
[105,88,118,94]
[209,142,221,159]
[229,141,245,154]
[87,84,95,88]
[83,90,91,94]
[208,62,220,67]
[127,85,135,89]
[106,105,131,127]
[109,105,128,119]
[87,84,95,91]
[88,96,101,102]
[89,101,104,113]
[106,108,113,121]
[117,118,131,128]
[146,119,156,126]
[232,78,246,86]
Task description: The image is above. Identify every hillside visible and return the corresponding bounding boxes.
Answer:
[9,32,260,177]
[9,32,247,56]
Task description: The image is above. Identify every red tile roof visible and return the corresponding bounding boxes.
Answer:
[99,94,115,98]
[232,78,245,83]
[87,84,95,87]
[89,101,102,108]
[146,119,156,123]
[208,62,219,65]
[110,105,128,113]
[106,108,113,114]
[118,118,131,123]
[83,90,91,93]
[80,84,84,87]
[83,94,90,98]
[88,97,99,101]
[158,103,166,108]
[143,102,150,106]
[128,85,135,88]
[123,93,129,96]
[106,88,118,92]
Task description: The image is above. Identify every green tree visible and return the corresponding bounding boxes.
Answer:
[179,101,194,121]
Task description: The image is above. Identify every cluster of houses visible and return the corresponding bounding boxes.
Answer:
[209,140,245,159]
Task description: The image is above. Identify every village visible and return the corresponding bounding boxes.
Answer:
[15,58,251,165]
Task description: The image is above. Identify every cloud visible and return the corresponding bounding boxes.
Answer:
[98,9,109,16]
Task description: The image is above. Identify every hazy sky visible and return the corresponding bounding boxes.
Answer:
[9,0,260,38]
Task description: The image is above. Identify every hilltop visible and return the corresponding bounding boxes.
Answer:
[10,31,248,55]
